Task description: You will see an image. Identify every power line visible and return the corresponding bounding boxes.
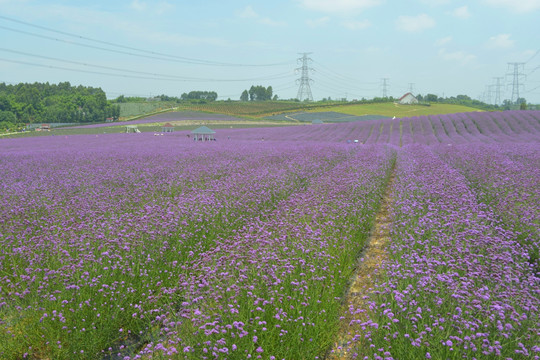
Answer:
[311,60,377,84]
[0,57,293,83]
[0,47,293,82]
[528,65,540,75]
[312,70,378,92]
[525,48,540,64]
[0,15,292,67]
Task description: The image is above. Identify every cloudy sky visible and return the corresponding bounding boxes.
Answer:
[0,0,539,103]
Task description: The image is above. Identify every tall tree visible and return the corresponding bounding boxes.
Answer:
[240,90,249,102]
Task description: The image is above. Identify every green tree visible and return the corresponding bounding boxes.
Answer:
[0,110,17,123]
[240,90,249,102]
[425,94,438,102]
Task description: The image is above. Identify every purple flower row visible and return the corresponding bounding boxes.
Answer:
[349,145,539,359]
[0,133,394,359]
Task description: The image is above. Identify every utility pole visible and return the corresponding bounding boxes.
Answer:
[296,53,314,102]
[485,85,494,105]
[493,77,504,105]
[506,63,525,104]
[408,83,415,93]
[381,78,389,98]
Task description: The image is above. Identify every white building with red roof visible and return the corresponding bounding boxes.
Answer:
[398,92,418,105]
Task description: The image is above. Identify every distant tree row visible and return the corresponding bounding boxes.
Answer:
[181,91,218,102]
[415,93,520,110]
[113,92,219,104]
[240,85,277,101]
[0,82,120,130]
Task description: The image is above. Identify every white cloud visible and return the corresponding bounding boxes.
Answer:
[342,19,371,30]
[418,0,450,5]
[483,0,540,12]
[236,5,285,26]
[155,2,174,15]
[435,36,452,47]
[306,16,331,27]
[486,34,514,49]
[130,0,147,12]
[395,14,435,33]
[260,17,286,26]
[237,5,258,19]
[451,5,471,19]
[438,48,476,65]
[130,1,174,15]
[298,0,384,14]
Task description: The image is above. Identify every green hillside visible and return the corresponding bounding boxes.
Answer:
[117,101,483,120]
[317,102,482,118]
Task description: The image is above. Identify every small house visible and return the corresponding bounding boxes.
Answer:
[162,123,174,133]
[398,92,418,105]
[191,126,216,141]
[36,124,50,132]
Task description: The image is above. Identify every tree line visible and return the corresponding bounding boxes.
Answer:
[0,82,120,131]
[113,91,218,104]
[240,85,276,101]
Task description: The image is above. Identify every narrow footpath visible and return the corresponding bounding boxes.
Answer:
[327,167,396,359]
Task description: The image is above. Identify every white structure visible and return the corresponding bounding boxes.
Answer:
[191,126,216,141]
[126,125,141,133]
[398,92,418,105]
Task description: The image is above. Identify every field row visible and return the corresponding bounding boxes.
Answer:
[0,138,394,359]
[337,144,539,359]
[226,110,540,145]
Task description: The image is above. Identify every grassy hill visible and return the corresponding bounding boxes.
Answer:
[317,102,481,118]
[118,101,347,119]
[118,100,482,121]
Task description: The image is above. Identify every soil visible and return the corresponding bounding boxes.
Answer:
[327,169,395,359]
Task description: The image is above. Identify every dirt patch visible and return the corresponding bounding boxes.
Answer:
[327,169,395,359]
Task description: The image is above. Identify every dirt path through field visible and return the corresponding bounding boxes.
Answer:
[327,166,395,359]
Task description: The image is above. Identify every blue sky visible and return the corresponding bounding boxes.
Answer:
[0,0,539,103]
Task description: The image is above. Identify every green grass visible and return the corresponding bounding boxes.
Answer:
[118,102,178,118]
[316,102,482,118]
[115,101,483,121]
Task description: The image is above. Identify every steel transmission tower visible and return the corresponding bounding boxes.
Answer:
[296,53,314,101]
[493,77,504,105]
[507,63,525,103]
[381,78,390,98]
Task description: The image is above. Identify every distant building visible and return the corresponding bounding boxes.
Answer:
[162,123,174,133]
[398,92,418,105]
[191,126,216,141]
[36,124,50,132]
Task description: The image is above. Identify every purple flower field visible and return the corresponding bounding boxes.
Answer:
[0,110,539,359]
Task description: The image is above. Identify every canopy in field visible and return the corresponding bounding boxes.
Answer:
[191,126,216,141]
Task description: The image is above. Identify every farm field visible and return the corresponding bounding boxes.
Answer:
[118,102,179,119]
[0,110,539,359]
[117,101,480,120]
[320,102,480,118]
